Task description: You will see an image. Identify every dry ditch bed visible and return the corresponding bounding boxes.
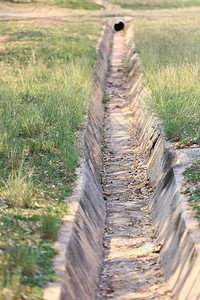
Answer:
[125,20,200,300]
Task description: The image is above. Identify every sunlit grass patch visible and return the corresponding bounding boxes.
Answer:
[0,18,99,65]
[0,16,103,298]
[0,59,93,170]
[132,16,200,141]
[144,63,200,140]
[109,0,200,10]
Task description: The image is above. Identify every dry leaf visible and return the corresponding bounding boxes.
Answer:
[107,288,115,294]
[152,243,162,253]
[104,192,111,197]
[78,125,84,130]
[24,286,31,292]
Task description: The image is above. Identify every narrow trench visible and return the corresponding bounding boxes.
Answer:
[96,30,173,299]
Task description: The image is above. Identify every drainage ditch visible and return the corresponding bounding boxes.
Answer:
[43,18,200,300]
[96,25,172,300]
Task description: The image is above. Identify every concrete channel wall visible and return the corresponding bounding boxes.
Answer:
[43,21,113,300]
[125,21,200,300]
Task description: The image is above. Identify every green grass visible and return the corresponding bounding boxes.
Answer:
[0,16,103,299]
[2,161,34,208]
[183,159,200,225]
[53,0,103,9]
[109,0,200,10]
[131,16,200,141]
[41,214,59,240]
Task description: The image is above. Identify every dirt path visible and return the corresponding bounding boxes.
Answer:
[96,31,173,300]
[1,1,200,19]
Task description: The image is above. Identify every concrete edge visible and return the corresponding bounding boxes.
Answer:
[125,21,200,300]
[43,20,113,300]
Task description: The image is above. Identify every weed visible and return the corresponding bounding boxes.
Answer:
[6,245,38,277]
[103,194,108,200]
[103,94,109,103]
[183,159,200,224]
[183,159,200,184]
[0,268,22,300]
[175,136,200,148]
[41,214,60,241]
[2,162,34,208]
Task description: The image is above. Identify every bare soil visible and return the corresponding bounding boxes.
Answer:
[1,1,200,19]
[0,2,98,18]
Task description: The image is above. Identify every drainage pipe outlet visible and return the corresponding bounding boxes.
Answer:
[114,21,124,31]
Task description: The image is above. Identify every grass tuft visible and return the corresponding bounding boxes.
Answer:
[41,214,60,241]
[2,168,34,209]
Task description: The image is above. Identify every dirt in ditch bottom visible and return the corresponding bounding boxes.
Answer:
[96,31,173,300]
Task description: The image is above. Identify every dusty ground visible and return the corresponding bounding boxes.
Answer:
[96,31,173,300]
[1,1,200,19]
[0,2,94,18]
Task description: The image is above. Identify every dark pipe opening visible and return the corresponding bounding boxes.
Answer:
[114,21,124,32]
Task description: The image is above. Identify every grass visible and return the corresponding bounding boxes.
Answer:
[2,0,103,10]
[131,16,200,142]
[183,159,200,225]
[109,0,200,10]
[53,0,103,9]
[41,214,59,240]
[2,162,34,208]
[0,16,103,299]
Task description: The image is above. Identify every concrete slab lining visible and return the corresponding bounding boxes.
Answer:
[43,21,113,300]
[125,21,200,300]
